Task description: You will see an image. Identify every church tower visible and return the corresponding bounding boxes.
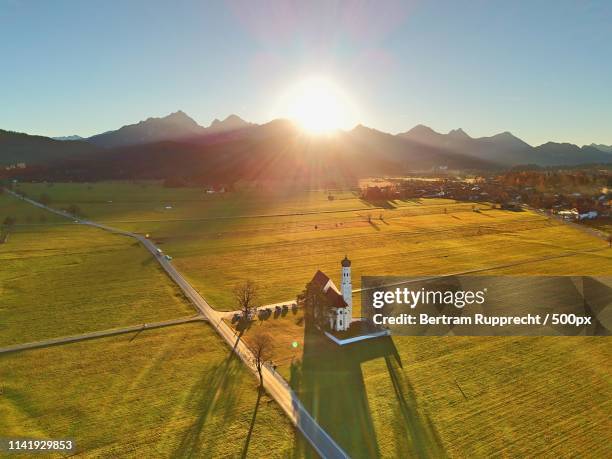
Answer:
[341,255,352,319]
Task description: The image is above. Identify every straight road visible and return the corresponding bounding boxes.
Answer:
[5,189,349,459]
[0,315,205,355]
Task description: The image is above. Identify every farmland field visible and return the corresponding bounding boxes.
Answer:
[0,322,308,458]
[11,181,612,457]
[238,313,611,458]
[0,216,194,346]
[0,191,64,224]
[16,182,611,311]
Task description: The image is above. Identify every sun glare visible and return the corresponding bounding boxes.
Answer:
[282,77,355,134]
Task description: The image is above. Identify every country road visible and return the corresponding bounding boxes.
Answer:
[4,189,349,459]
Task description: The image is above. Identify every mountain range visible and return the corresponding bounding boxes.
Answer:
[86,111,253,149]
[1,111,611,184]
[591,143,612,153]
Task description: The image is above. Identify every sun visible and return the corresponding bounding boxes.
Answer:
[282,77,355,134]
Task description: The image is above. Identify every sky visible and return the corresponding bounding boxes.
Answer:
[1,0,611,146]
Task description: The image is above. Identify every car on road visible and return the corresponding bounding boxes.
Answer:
[164,255,173,261]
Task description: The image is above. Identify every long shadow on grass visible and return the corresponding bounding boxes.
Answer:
[384,355,445,458]
[290,323,444,458]
[172,349,243,457]
[240,389,262,458]
[359,198,397,209]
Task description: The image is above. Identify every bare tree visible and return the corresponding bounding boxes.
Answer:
[250,332,273,389]
[234,280,258,322]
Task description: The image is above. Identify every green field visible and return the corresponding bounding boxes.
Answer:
[0,322,308,458]
[0,189,308,457]
[16,182,611,311]
[0,222,194,346]
[238,313,611,458]
[11,181,612,457]
[0,192,64,224]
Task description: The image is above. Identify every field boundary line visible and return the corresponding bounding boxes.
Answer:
[0,315,205,355]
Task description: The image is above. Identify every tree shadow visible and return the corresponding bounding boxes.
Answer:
[367,220,381,231]
[141,256,154,266]
[359,198,397,209]
[172,350,243,457]
[240,389,263,458]
[384,355,445,458]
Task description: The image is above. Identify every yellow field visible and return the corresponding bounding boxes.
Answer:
[0,322,308,458]
[0,224,194,346]
[10,182,612,457]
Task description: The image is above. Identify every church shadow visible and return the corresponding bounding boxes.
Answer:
[289,321,445,458]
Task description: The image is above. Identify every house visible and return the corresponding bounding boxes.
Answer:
[579,210,598,220]
[306,256,353,332]
[558,209,579,220]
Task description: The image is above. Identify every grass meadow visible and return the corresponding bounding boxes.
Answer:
[16,182,611,311]
[239,312,611,458]
[0,191,65,224]
[0,322,308,458]
[10,181,612,457]
[0,223,194,346]
[1,188,307,456]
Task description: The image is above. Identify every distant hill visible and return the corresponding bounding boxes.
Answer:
[398,125,612,166]
[0,129,99,166]
[591,143,612,153]
[207,114,252,133]
[87,111,253,149]
[52,135,83,141]
[398,125,531,165]
[3,112,611,179]
[530,142,612,165]
[11,119,496,185]
[87,110,206,148]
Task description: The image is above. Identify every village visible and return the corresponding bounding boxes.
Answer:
[360,168,612,224]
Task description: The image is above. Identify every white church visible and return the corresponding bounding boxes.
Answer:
[309,255,353,332]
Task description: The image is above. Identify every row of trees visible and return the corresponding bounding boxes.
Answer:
[233,280,272,390]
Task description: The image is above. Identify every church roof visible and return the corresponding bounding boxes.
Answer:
[341,255,351,267]
[311,270,331,289]
[325,288,348,309]
[309,270,348,310]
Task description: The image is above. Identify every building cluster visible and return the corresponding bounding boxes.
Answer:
[360,171,611,222]
[4,162,27,171]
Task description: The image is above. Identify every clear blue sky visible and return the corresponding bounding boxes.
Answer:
[1,0,610,145]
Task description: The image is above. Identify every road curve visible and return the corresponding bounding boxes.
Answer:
[5,189,349,459]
